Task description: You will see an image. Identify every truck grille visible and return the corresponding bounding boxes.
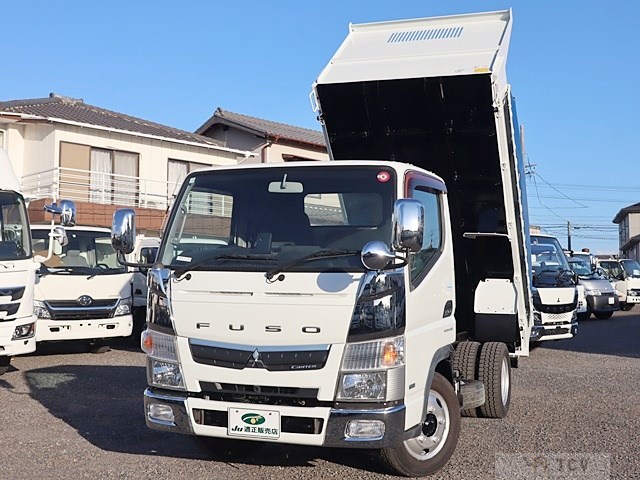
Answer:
[45,299,118,320]
[199,381,324,407]
[0,287,25,301]
[536,302,575,314]
[0,303,20,320]
[189,340,330,371]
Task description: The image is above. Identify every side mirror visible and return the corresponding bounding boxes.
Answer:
[361,241,396,271]
[392,199,424,253]
[111,208,136,255]
[53,226,68,247]
[44,199,77,226]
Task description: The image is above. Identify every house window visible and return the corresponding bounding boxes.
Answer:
[168,160,230,216]
[89,148,139,205]
[0,130,4,149]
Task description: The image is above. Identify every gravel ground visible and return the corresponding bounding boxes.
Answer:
[1,309,638,479]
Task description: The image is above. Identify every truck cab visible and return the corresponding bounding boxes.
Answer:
[598,258,640,311]
[31,225,134,352]
[0,148,74,372]
[529,234,577,341]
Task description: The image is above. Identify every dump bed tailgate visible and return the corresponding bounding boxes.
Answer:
[316,9,512,86]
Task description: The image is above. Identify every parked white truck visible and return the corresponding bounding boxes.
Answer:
[529,234,578,341]
[0,148,73,373]
[31,225,134,352]
[0,149,39,373]
[112,10,535,477]
[597,258,640,311]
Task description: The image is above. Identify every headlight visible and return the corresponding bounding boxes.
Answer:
[33,300,51,319]
[12,322,36,340]
[115,297,132,316]
[338,372,386,400]
[142,329,184,390]
[337,336,405,401]
[628,291,639,297]
[148,359,184,389]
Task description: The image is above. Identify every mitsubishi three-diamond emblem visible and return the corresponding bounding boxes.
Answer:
[247,348,265,368]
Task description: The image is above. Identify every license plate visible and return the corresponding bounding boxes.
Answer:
[228,407,280,439]
[608,297,615,304]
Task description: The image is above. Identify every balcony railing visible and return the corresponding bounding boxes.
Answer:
[21,167,181,211]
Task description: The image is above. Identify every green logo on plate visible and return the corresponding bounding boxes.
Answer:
[241,413,266,425]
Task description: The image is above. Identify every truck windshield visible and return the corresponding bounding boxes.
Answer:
[159,165,396,273]
[598,260,624,279]
[0,191,31,261]
[530,235,571,274]
[621,260,640,278]
[32,229,125,275]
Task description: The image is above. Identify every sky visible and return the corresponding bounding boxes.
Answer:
[2,0,638,254]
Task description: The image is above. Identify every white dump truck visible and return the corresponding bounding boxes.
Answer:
[112,10,535,477]
[31,225,134,352]
[0,148,73,373]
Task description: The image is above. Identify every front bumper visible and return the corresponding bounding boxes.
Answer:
[626,294,640,304]
[36,314,133,342]
[531,309,577,341]
[144,388,407,449]
[0,315,37,357]
[587,295,620,312]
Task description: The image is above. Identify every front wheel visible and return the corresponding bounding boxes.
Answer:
[621,303,635,311]
[379,373,460,477]
[594,311,614,320]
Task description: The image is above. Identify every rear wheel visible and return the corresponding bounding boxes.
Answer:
[379,373,460,477]
[594,311,614,320]
[0,356,11,375]
[452,341,481,417]
[477,342,511,419]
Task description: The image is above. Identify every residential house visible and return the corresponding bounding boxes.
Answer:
[0,94,253,229]
[195,108,328,163]
[613,202,640,261]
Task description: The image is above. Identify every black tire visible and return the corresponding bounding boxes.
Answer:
[452,341,481,417]
[379,373,460,477]
[0,356,11,375]
[87,340,110,354]
[594,311,614,320]
[621,303,635,311]
[477,342,511,419]
[577,312,590,321]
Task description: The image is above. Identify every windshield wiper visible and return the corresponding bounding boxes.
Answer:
[265,249,360,281]
[173,253,276,278]
[87,268,124,280]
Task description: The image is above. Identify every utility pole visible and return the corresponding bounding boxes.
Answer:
[567,221,572,252]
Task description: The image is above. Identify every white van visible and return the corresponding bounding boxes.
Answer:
[31,225,133,352]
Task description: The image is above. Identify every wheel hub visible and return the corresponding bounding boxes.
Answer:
[404,390,450,460]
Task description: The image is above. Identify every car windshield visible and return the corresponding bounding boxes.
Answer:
[0,191,31,261]
[530,235,571,274]
[568,258,592,276]
[32,229,125,275]
[620,260,640,278]
[159,165,397,273]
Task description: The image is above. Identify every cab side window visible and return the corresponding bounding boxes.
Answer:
[410,188,443,285]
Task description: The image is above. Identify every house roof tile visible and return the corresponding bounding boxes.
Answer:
[196,108,326,147]
[0,93,224,147]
